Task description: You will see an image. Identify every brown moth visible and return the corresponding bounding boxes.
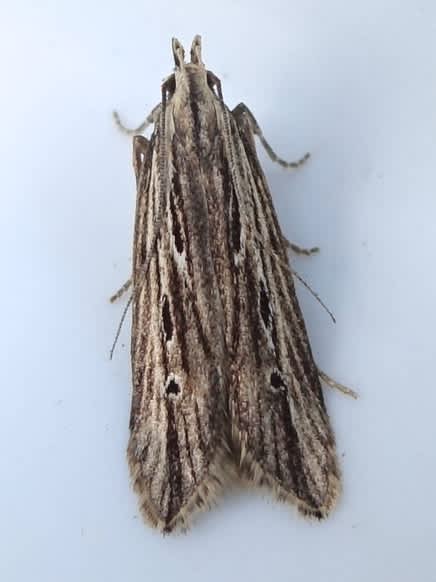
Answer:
[113,35,355,533]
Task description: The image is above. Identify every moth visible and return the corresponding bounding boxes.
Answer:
[113,35,355,533]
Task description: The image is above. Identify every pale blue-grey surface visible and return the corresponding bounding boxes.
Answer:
[1,2,435,581]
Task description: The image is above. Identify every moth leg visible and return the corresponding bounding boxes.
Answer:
[284,237,319,256]
[232,103,310,169]
[318,369,358,399]
[110,278,132,303]
[113,103,161,136]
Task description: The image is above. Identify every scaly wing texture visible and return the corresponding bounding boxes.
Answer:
[225,107,340,518]
[128,118,231,533]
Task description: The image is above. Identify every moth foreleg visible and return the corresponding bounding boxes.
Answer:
[113,103,161,136]
[284,238,320,256]
[232,102,310,169]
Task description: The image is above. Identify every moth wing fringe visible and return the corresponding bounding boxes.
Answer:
[236,445,341,519]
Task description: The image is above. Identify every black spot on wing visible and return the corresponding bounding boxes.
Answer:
[270,371,286,390]
[166,378,181,397]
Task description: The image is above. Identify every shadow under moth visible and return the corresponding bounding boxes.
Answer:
[112,35,355,533]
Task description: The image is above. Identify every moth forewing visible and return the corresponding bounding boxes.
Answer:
[127,37,233,533]
[117,35,345,533]
[222,105,341,518]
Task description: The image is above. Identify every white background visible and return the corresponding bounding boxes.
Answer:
[1,1,435,581]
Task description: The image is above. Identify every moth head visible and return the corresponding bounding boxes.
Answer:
[168,36,221,101]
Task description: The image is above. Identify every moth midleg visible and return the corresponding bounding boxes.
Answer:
[232,103,310,169]
[113,103,161,136]
[110,278,132,303]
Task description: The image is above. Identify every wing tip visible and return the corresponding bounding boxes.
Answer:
[127,442,236,534]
